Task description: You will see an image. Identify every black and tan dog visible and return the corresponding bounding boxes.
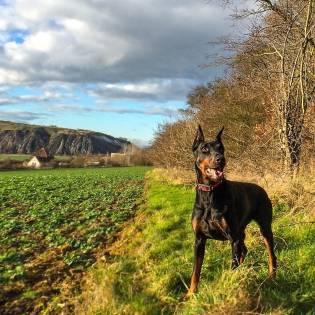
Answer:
[186,125,277,297]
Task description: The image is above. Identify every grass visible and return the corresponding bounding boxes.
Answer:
[0,119,111,135]
[0,166,150,315]
[0,154,74,162]
[73,168,315,315]
[0,154,30,161]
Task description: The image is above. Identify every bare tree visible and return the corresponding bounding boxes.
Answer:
[149,0,315,172]
[232,0,315,170]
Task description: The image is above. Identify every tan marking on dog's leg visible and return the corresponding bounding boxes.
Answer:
[220,217,229,230]
[186,236,206,297]
[191,218,200,233]
[259,224,277,278]
[263,237,277,278]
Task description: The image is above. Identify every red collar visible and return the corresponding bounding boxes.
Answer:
[196,181,222,192]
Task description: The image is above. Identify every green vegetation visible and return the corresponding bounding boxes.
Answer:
[0,119,79,134]
[0,154,30,161]
[75,169,315,315]
[0,166,150,314]
[0,120,35,130]
[0,119,102,135]
[0,154,73,162]
[1,166,313,314]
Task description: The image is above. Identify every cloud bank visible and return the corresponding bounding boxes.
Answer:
[0,0,253,142]
[0,0,236,96]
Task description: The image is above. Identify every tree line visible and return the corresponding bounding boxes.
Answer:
[148,0,314,173]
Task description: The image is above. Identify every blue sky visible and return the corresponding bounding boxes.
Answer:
[0,0,249,146]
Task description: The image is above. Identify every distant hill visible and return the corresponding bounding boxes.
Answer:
[0,120,130,155]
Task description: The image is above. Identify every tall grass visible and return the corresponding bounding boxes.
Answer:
[72,169,315,315]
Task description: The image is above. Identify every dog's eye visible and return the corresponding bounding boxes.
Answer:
[201,146,209,153]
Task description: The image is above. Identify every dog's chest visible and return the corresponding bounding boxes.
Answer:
[199,206,231,240]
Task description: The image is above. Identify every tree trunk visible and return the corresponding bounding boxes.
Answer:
[279,98,304,171]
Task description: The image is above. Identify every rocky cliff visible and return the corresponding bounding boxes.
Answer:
[0,121,130,155]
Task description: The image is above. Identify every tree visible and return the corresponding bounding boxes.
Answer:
[149,0,315,172]
[232,0,315,170]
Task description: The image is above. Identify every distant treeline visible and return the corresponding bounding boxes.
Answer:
[148,0,315,173]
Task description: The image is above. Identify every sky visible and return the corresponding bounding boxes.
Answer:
[0,0,252,146]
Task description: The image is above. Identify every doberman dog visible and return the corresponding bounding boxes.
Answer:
[186,125,277,297]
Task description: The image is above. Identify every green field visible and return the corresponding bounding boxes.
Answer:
[0,154,30,161]
[74,170,315,315]
[0,154,73,162]
[0,166,150,314]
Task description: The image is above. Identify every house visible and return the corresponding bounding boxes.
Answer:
[26,148,54,168]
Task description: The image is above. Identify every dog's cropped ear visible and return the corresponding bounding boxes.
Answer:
[192,124,205,152]
[216,126,224,141]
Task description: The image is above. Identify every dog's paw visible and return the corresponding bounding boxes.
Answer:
[181,290,194,301]
[268,270,276,279]
[231,258,240,270]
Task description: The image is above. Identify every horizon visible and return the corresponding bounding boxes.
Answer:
[0,0,251,147]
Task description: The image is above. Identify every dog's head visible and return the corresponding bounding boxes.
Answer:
[192,125,225,182]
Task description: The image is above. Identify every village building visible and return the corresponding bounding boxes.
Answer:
[26,148,54,168]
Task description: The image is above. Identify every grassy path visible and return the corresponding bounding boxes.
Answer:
[75,169,315,315]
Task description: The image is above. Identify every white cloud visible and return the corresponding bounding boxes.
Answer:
[0,0,238,86]
[61,18,88,32]
[106,83,160,94]
[89,79,197,102]
[0,68,26,84]
[0,0,255,116]
[0,109,49,121]
[0,87,66,105]
[47,103,179,117]
[25,31,55,52]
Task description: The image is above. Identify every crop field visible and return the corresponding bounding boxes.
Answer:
[0,166,150,314]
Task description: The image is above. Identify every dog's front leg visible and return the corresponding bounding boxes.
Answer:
[186,234,206,297]
[231,239,242,269]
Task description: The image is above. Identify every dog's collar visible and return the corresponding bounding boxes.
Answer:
[196,181,222,192]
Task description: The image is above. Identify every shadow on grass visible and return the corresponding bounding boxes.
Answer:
[258,275,315,315]
[108,258,176,315]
